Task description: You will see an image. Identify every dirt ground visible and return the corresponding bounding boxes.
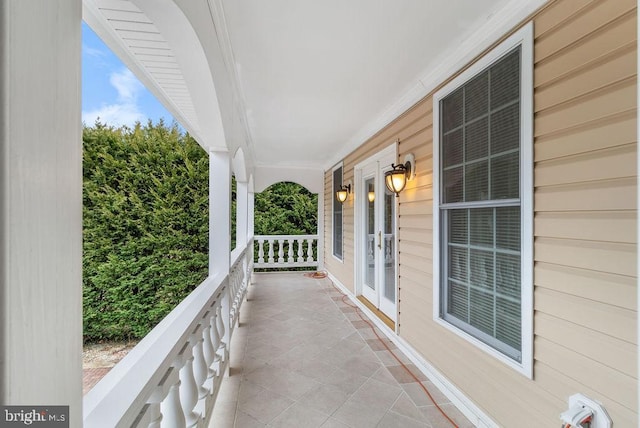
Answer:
[83,341,138,368]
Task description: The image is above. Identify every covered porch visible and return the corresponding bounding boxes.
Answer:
[210,272,472,428]
[3,0,638,427]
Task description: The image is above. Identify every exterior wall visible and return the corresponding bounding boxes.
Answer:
[0,0,83,424]
[323,0,637,425]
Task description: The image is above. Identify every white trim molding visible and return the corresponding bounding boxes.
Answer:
[327,272,499,428]
[432,23,534,378]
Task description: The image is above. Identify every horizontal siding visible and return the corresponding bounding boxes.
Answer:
[322,0,637,426]
[532,0,637,425]
[536,312,637,377]
[535,262,636,310]
[535,111,636,161]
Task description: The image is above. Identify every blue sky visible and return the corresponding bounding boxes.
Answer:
[82,22,175,128]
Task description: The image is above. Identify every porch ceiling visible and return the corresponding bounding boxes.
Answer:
[83,0,540,171]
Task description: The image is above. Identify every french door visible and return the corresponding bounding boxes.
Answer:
[356,145,397,322]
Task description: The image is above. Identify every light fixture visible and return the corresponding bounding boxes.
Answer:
[385,153,416,197]
[368,189,375,203]
[336,183,351,203]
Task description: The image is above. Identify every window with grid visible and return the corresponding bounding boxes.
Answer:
[332,166,343,260]
[438,47,523,362]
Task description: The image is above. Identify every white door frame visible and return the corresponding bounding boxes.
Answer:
[354,143,398,322]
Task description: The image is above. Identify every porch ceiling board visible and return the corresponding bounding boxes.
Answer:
[84,0,203,140]
[83,0,548,171]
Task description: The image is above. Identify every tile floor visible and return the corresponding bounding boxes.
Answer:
[209,273,474,428]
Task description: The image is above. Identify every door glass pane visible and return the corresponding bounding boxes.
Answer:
[364,178,375,290]
[383,185,395,301]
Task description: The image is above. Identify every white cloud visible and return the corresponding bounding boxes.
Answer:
[82,43,107,59]
[82,68,146,127]
[110,68,143,103]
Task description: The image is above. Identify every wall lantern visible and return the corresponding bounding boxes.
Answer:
[385,153,416,197]
[367,189,375,203]
[336,183,351,203]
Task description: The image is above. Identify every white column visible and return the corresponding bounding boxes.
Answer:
[208,150,231,366]
[0,1,82,425]
[248,191,255,240]
[316,188,325,270]
[209,150,231,276]
[236,181,248,250]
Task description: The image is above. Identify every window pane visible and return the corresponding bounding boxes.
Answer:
[465,71,488,121]
[496,253,520,300]
[469,249,494,289]
[443,128,463,167]
[465,118,488,162]
[448,280,468,321]
[490,103,519,154]
[470,288,494,336]
[470,208,493,247]
[333,167,343,259]
[333,212,342,259]
[448,209,467,244]
[449,246,468,282]
[443,167,463,203]
[464,161,488,201]
[496,296,521,351]
[490,48,520,109]
[442,88,463,132]
[496,207,520,251]
[490,152,519,199]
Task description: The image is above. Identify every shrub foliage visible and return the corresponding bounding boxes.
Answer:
[83,121,209,342]
[83,121,318,343]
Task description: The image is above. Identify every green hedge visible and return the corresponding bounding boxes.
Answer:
[83,121,317,343]
[83,121,209,342]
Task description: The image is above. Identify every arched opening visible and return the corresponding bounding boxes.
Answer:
[253,182,320,271]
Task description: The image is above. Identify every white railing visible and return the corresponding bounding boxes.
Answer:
[83,244,251,428]
[229,238,252,337]
[254,234,318,269]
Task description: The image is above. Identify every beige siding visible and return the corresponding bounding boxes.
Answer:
[323,0,637,425]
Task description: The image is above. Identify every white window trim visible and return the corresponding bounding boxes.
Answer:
[432,22,534,378]
[332,162,345,262]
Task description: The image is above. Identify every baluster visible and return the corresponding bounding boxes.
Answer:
[297,238,304,263]
[306,238,314,262]
[237,264,243,300]
[191,326,209,420]
[179,341,201,428]
[287,239,294,264]
[161,364,186,428]
[209,309,222,376]
[202,311,216,392]
[267,239,275,264]
[277,239,285,263]
[241,256,248,299]
[147,366,177,428]
[216,305,227,361]
[258,239,265,264]
[229,267,238,321]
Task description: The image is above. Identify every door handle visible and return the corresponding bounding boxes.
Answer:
[377,231,382,250]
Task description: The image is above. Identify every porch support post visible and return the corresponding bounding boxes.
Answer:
[209,150,231,276]
[208,150,231,360]
[0,0,83,425]
[248,191,255,240]
[317,188,325,270]
[236,181,248,250]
